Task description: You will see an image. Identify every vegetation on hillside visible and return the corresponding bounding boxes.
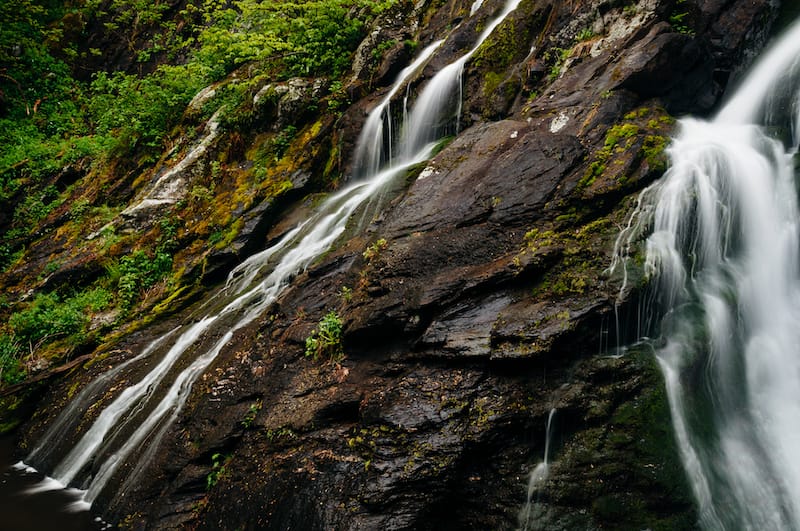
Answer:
[0,0,397,386]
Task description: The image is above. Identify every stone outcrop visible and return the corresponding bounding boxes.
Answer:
[8,0,785,529]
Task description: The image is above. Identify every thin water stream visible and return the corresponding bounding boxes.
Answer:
[7,0,524,523]
[519,408,556,530]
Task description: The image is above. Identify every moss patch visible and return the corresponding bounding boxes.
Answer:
[577,107,673,197]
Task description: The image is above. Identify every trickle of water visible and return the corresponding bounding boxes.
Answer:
[519,408,556,531]
[612,16,800,530]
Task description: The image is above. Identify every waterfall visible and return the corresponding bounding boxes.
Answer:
[20,0,523,510]
[519,408,556,531]
[402,0,523,155]
[352,40,442,178]
[470,0,485,16]
[614,16,800,530]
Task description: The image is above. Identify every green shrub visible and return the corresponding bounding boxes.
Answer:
[305,310,344,362]
[0,334,24,385]
[196,0,399,79]
[112,249,174,309]
[7,287,112,350]
[89,64,210,155]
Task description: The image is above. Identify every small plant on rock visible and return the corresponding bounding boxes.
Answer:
[362,238,387,262]
[305,310,344,362]
[576,27,595,42]
[206,453,229,490]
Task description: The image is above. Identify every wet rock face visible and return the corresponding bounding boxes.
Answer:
[15,0,783,529]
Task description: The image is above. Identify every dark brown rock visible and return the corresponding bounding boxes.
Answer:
[6,1,787,530]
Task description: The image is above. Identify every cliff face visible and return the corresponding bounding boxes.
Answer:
[1,0,783,529]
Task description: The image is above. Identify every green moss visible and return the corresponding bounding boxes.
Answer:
[643,135,669,173]
[523,215,617,299]
[604,123,640,150]
[594,350,695,529]
[472,19,520,71]
[212,218,244,250]
[578,161,606,190]
[347,424,405,469]
[0,395,25,434]
[577,107,674,194]
[483,71,504,97]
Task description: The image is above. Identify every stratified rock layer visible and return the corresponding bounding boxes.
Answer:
[11,0,783,529]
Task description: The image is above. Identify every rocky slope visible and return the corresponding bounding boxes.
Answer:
[2,0,787,528]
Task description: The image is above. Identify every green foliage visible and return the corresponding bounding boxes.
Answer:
[111,248,174,310]
[206,452,230,490]
[362,238,387,261]
[576,27,595,42]
[305,310,344,362]
[12,184,62,227]
[103,216,178,310]
[272,125,298,160]
[0,0,399,201]
[326,80,348,113]
[241,400,262,428]
[0,334,24,385]
[0,241,23,273]
[669,0,693,35]
[0,1,80,120]
[7,288,112,351]
[88,64,210,155]
[196,0,398,79]
[546,47,572,80]
[372,38,397,63]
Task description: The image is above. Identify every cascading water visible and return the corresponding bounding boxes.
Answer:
[352,41,442,178]
[519,408,556,531]
[402,0,522,154]
[613,16,800,530]
[15,0,523,517]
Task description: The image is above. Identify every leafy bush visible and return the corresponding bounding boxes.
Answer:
[196,0,399,79]
[111,249,174,310]
[88,64,210,154]
[305,310,344,362]
[0,334,24,385]
[7,287,112,350]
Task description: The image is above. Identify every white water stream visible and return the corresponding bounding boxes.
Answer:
[470,0,485,16]
[519,408,556,531]
[402,0,522,155]
[614,16,800,530]
[19,0,523,511]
